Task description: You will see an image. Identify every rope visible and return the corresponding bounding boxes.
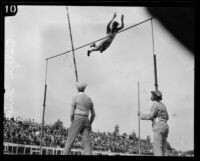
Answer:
[46,17,154,60]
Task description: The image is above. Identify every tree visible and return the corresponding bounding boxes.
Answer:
[129,130,136,139]
[113,124,119,138]
[122,132,128,139]
[53,119,63,130]
[115,124,119,133]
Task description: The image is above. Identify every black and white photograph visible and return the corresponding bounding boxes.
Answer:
[3,4,195,156]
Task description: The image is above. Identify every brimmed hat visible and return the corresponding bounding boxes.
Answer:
[151,90,162,99]
[76,81,87,91]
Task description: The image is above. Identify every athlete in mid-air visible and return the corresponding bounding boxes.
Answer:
[87,12,124,56]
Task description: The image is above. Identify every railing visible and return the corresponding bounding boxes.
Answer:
[3,142,140,155]
[3,142,79,155]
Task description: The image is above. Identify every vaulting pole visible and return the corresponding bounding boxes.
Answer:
[151,18,158,91]
[66,6,78,83]
[40,59,48,154]
[138,82,141,155]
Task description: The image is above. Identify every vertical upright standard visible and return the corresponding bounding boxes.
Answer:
[66,6,78,83]
[138,81,141,155]
[40,60,48,154]
[151,18,158,91]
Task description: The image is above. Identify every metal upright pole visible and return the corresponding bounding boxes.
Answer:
[138,82,141,155]
[40,60,48,154]
[153,54,158,90]
[151,18,158,91]
[66,6,78,83]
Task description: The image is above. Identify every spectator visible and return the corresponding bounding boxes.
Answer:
[3,116,175,155]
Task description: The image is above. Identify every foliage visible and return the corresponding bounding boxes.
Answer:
[53,119,63,130]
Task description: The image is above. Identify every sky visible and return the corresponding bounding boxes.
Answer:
[4,6,194,152]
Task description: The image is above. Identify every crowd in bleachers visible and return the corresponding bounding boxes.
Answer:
[3,116,153,154]
[4,116,193,156]
[4,117,68,148]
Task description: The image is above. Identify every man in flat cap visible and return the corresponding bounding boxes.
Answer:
[138,90,169,156]
[63,81,96,155]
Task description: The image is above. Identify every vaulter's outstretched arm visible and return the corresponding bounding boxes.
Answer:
[107,12,117,34]
[117,14,124,31]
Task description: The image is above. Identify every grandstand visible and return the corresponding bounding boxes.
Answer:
[4,116,194,156]
[4,116,155,155]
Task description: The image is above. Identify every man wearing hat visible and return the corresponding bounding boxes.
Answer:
[63,81,96,155]
[138,90,169,156]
